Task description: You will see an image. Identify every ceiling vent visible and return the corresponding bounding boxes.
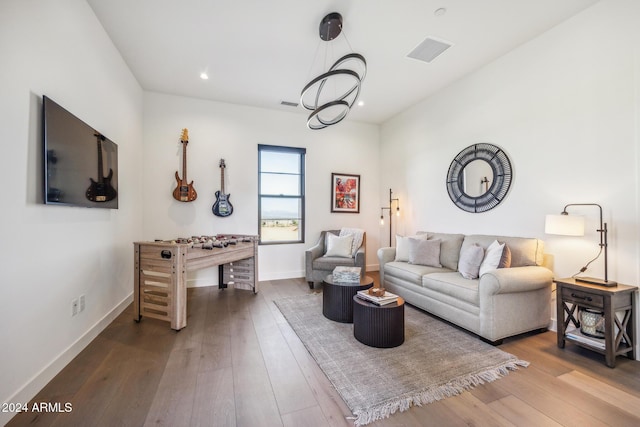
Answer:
[280,100,299,108]
[407,37,452,63]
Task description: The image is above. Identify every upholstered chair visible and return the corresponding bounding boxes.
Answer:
[305,229,366,289]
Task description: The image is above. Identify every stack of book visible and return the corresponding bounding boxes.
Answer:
[565,326,605,349]
[332,266,361,283]
[356,289,399,306]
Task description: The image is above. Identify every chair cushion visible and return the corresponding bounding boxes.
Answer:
[313,256,356,270]
[324,233,353,258]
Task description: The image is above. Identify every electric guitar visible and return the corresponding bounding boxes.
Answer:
[172,128,197,202]
[212,159,233,217]
[86,133,117,202]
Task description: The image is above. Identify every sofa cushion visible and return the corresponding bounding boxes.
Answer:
[384,261,449,283]
[418,232,465,271]
[479,240,504,276]
[461,235,544,267]
[408,238,442,267]
[422,272,480,306]
[324,233,354,258]
[458,244,484,279]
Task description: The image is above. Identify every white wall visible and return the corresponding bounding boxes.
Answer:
[380,0,640,351]
[0,0,143,421]
[142,92,380,283]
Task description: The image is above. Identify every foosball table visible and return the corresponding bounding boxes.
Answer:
[133,234,258,330]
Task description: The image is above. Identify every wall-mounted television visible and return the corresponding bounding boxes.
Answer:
[43,96,118,209]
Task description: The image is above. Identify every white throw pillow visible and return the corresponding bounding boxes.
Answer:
[458,244,485,279]
[479,240,505,277]
[324,233,354,258]
[395,234,427,262]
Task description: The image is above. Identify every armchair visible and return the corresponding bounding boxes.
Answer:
[305,229,366,289]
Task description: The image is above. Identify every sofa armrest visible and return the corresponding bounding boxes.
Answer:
[354,246,366,275]
[480,266,553,296]
[377,247,396,285]
[305,233,326,281]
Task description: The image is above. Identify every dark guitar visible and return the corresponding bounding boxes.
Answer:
[86,133,117,202]
[173,128,197,202]
[212,159,233,217]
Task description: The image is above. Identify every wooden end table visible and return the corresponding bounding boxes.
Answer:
[353,296,405,348]
[556,277,637,368]
[322,275,374,323]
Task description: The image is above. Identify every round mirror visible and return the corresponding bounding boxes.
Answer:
[446,143,512,213]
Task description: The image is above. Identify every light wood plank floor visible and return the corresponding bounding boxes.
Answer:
[7,274,640,426]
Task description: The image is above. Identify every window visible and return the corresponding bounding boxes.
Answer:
[258,145,306,244]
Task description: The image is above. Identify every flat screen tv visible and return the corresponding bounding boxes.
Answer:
[43,96,118,209]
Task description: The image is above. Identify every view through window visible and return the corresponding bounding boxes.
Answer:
[258,145,305,244]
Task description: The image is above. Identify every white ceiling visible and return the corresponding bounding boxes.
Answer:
[87,0,599,125]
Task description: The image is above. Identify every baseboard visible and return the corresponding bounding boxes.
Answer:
[1,293,133,426]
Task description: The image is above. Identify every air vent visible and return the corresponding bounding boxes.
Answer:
[407,37,452,63]
[280,100,299,108]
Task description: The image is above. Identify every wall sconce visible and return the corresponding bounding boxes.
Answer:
[380,188,400,246]
[545,203,616,287]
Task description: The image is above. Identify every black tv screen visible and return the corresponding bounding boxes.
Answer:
[43,96,118,209]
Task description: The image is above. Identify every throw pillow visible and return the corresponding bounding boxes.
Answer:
[395,234,428,262]
[479,240,505,277]
[408,238,442,267]
[498,244,512,269]
[458,244,484,279]
[324,233,354,258]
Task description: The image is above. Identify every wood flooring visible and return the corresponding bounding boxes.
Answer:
[7,274,640,426]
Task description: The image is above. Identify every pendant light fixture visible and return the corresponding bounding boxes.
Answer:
[300,12,367,130]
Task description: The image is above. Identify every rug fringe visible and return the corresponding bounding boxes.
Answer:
[352,359,529,426]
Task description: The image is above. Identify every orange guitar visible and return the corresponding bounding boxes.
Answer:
[173,128,197,202]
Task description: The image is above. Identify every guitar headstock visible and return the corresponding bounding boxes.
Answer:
[219,159,226,168]
[180,128,189,143]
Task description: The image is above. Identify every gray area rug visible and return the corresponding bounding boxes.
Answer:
[274,294,528,426]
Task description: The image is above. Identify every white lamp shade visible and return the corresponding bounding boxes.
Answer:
[545,214,585,236]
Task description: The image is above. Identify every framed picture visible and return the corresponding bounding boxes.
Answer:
[331,173,360,213]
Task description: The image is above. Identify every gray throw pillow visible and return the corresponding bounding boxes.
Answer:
[408,238,442,267]
[458,244,484,279]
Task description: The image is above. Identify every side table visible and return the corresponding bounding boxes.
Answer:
[322,275,374,323]
[353,296,405,348]
[556,277,637,368]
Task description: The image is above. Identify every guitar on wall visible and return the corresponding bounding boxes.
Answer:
[212,159,233,217]
[86,132,117,202]
[173,128,197,202]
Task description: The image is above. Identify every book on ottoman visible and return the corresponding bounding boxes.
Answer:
[332,266,361,283]
[356,289,399,305]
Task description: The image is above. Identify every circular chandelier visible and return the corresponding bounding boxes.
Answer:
[300,13,367,130]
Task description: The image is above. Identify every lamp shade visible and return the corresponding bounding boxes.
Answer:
[545,214,585,236]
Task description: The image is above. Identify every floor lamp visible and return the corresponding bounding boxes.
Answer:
[380,188,400,247]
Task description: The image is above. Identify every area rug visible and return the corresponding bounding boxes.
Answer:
[274,294,528,426]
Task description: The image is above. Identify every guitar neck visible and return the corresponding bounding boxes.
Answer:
[220,167,225,192]
[182,142,188,181]
[96,136,104,182]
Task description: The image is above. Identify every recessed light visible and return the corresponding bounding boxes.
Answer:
[434,8,447,17]
[200,72,209,80]
[357,100,365,107]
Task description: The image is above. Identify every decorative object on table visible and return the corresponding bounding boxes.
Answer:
[300,12,366,130]
[579,307,605,338]
[86,132,117,203]
[331,173,360,213]
[357,289,398,305]
[275,294,528,426]
[172,128,197,202]
[446,143,512,213]
[545,203,617,286]
[332,266,361,283]
[380,188,401,246]
[212,158,234,217]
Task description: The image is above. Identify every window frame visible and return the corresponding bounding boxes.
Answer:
[258,144,306,245]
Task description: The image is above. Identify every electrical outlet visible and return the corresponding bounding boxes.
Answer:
[71,298,79,317]
[79,294,85,312]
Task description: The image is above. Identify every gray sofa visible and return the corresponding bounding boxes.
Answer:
[377,232,553,343]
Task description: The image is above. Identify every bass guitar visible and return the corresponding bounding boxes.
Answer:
[212,159,233,217]
[86,132,117,202]
[173,128,197,202]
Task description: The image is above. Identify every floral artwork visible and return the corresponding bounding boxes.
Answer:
[331,173,360,213]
